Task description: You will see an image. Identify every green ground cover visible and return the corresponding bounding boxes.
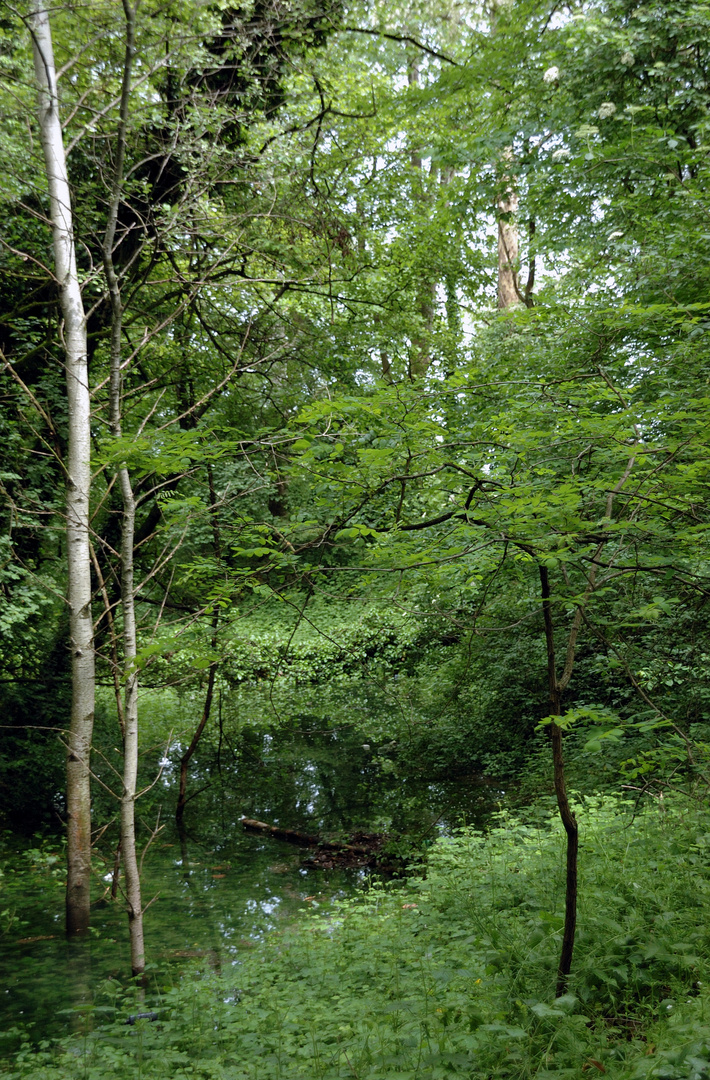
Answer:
[7,794,710,1079]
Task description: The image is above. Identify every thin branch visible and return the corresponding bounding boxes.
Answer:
[340,25,459,65]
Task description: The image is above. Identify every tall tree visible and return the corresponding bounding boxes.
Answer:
[100,0,145,976]
[28,0,94,937]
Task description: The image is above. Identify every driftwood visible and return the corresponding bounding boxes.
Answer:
[241,817,371,856]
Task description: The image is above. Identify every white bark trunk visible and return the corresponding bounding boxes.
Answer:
[30,0,95,936]
[104,0,145,977]
[109,350,144,974]
[117,478,144,976]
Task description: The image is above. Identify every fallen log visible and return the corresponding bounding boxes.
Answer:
[241,818,319,846]
[241,817,371,856]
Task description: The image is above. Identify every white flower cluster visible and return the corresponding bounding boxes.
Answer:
[543,66,560,83]
[598,101,617,118]
[552,148,571,161]
[621,51,635,66]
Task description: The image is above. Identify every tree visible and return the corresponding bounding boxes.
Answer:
[28,0,94,937]
[6,0,348,958]
[100,0,145,976]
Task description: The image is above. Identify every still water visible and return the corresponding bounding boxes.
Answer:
[0,721,497,1049]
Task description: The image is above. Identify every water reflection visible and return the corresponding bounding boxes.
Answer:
[0,718,497,1047]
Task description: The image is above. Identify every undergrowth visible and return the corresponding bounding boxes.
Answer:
[5,795,710,1078]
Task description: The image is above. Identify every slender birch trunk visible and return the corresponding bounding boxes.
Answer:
[114,462,144,976]
[29,1,95,937]
[102,0,145,977]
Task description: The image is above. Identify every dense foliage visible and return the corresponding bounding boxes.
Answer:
[1,0,710,1068]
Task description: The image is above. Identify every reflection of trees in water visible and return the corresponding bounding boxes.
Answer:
[241,728,376,833]
[1,719,497,1040]
[183,717,495,844]
[66,937,94,1033]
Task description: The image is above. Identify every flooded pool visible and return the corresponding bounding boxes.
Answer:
[0,718,498,1050]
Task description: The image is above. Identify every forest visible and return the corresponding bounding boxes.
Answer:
[1,0,710,1075]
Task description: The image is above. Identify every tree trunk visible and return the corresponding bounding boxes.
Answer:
[535,454,635,992]
[176,462,221,825]
[241,818,372,855]
[497,178,519,309]
[30,0,95,937]
[103,0,144,977]
[115,472,144,976]
[176,654,217,825]
[539,564,578,996]
[407,55,436,379]
[489,0,521,312]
